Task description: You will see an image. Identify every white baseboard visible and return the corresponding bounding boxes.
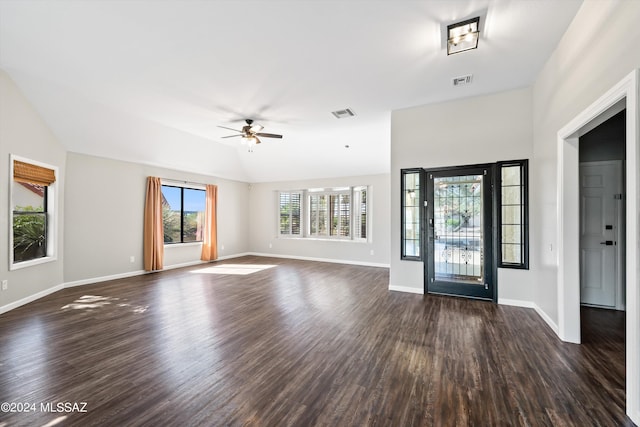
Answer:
[0,284,64,315]
[533,303,560,335]
[388,285,424,294]
[498,298,535,308]
[498,299,559,335]
[248,252,390,268]
[66,252,256,285]
[162,260,208,271]
[217,252,253,261]
[64,269,147,288]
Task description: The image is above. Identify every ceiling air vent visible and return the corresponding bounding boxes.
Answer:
[452,74,473,86]
[331,108,356,119]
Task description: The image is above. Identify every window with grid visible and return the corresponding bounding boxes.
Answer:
[309,189,351,238]
[308,193,327,237]
[352,186,368,240]
[497,160,529,269]
[279,191,302,236]
[281,187,368,241]
[331,193,351,237]
[401,169,422,260]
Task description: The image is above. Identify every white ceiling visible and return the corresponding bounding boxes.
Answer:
[0,0,583,183]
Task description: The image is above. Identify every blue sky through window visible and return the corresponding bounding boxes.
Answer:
[184,188,205,212]
[161,186,205,212]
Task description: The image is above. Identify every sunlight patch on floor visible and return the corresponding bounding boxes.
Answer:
[192,264,277,275]
[61,295,148,313]
[41,416,68,427]
[61,295,116,310]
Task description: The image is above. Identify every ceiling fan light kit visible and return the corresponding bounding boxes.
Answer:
[218,119,283,152]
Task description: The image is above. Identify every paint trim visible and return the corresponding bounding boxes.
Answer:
[388,285,424,294]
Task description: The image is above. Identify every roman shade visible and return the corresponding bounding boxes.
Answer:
[13,160,56,185]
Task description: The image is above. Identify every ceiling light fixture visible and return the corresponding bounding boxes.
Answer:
[447,17,480,55]
[241,135,257,152]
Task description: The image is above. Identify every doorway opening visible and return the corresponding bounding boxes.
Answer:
[579,110,626,311]
[578,110,627,417]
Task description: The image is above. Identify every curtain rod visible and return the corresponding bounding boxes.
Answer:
[160,178,207,188]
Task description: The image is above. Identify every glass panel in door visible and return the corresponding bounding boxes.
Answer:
[433,174,484,284]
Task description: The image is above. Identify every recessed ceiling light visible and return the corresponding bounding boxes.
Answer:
[447,17,480,55]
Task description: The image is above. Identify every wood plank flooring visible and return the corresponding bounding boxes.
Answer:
[0,256,632,426]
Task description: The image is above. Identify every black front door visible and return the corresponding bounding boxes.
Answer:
[425,165,495,300]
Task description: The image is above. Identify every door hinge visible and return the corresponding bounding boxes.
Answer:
[431,278,434,283]
[484,283,489,290]
[430,174,433,180]
[484,170,487,175]
[424,200,428,207]
[614,194,623,200]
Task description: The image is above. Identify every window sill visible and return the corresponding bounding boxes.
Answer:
[164,242,203,248]
[10,255,57,271]
[277,236,369,244]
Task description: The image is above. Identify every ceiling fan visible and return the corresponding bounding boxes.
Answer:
[218,119,282,151]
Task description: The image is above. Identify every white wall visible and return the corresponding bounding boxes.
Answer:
[390,87,534,299]
[0,70,67,308]
[248,174,390,266]
[64,152,251,283]
[531,0,640,324]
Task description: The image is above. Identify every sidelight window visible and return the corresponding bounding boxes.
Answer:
[401,169,422,260]
[497,160,529,269]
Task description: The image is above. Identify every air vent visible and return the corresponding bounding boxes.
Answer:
[331,108,356,119]
[452,74,473,86]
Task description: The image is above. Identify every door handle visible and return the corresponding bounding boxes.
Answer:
[600,241,615,246]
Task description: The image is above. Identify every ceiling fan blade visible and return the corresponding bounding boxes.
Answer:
[217,125,243,133]
[255,132,283,139]
[250,124,264,133]
[221,134,242,138]
[254,136,262,144]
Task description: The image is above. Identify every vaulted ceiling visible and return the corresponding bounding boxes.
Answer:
[0,0,583,182]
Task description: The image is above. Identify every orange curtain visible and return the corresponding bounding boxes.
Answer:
[144,176,164,271]
[201,184,218,261]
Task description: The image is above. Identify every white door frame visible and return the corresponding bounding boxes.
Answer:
[557,69,639,422]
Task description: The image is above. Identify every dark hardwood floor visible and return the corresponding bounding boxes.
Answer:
[0,256,632,426]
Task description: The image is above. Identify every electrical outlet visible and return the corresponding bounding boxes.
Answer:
[1,280,7,291]
[269,243,273,249]
[130,256,135,263]
[370,250,374,256]
[221,244,225,251]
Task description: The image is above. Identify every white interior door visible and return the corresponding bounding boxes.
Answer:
[579,161,623,308]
